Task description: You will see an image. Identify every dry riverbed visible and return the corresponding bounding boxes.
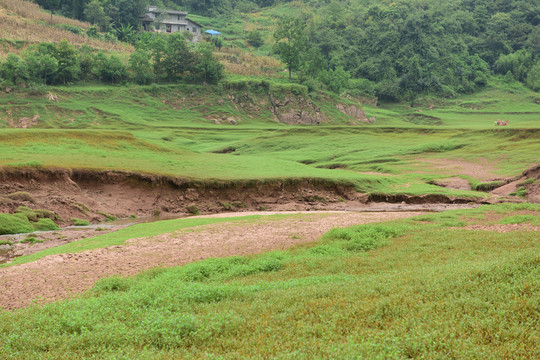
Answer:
[0,211,425,310]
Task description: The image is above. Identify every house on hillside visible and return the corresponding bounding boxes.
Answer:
[140,7,203,42]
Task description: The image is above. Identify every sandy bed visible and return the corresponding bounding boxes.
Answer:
[0,211,423,310]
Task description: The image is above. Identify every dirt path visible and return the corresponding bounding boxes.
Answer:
[0,211,422,310]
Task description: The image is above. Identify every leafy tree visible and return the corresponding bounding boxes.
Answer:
[273,15,307,79]
[247,30,264,48]
[0,54,28,85]
[192,43,224,84]
[116,24,136,43]
[25,52,58,84]
[55,40,79,83]
[526,61,540,91]
[211,36,223,50]
[105,0,148,29]
[129,49,154,84]
[83,0,111,32]
[163,33,196,80]
[98,54,127,83]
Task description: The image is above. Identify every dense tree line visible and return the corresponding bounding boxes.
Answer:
[0,34,223,86]
[30,0,540,97]
[274,0,540,98]
[34,0,147,30]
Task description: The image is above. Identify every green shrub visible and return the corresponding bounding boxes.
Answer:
[472,181,506,191]
[21,237,43,244]
[33,218,61,231]
[323,224,404,252]
[510,187,528,197]
[15,206,38,221]
[0,213,34,235]
[186,205,200,215]
[97,211,117,222]
[71,218,90,226]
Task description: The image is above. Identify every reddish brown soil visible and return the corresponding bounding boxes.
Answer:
[413,158,500,181]
[0,167,489,228]
[0,168,371,225]
[0,211,424,310]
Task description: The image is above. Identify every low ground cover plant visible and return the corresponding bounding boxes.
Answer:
[0,207,60,235]
[0,205,538,358]
[71,218,90,226]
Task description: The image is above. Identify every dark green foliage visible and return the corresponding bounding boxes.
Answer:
[129,49,154,85]
[83,0,111,32]
[260,0,540,98]
[55,40,79,84]
[273,15,307,80]
[246,30,264,48]
[192,43,224,84]
[98,54,127,84]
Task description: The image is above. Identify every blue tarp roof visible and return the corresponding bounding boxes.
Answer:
[205,29,221,35]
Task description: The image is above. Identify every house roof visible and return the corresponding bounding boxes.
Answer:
[167,10,188,15]
[140,14,154,22]
[186,18,203,28]
[146,6,187,15]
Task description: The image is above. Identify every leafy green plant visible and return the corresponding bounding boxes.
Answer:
[32,218,61,231]
[21,237,43,244]
[186,205,200,215]
[71,218,90,226]
[0,213,34,235]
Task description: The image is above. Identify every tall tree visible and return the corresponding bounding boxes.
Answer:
[83,0,111,32]
[273,15,307,79]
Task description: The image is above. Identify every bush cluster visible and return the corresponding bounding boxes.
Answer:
[0,34,224,87]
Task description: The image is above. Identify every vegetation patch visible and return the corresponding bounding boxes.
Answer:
[1,205,537,358]
[499,215,538,225]
[0,213,34,235]
[71,218,90,226]
[21,237,43,244]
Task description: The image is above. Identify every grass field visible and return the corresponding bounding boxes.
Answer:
[0,82,538,200]
[1,204,538,359]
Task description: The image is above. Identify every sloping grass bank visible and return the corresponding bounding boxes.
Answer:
[1,204,538,359]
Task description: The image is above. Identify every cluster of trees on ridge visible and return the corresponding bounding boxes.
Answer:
[272,0,540,99]
[29,0,540,99]
[0,34,223,86]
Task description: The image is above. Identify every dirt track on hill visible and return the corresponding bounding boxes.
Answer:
[0,211,424,310]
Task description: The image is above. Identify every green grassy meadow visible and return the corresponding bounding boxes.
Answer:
[1,81,539,199]
[1,204,538,359]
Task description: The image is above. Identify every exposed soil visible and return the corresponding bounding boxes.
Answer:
[414,158,500,182]
[0,167,486,228]
[432,177,471,190]
[0,211,424,310]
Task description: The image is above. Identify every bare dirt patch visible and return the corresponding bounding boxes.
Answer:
[0,168,369,226]
[0,211,423,310]
[413,158,500,182]
[432,177,472,190]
